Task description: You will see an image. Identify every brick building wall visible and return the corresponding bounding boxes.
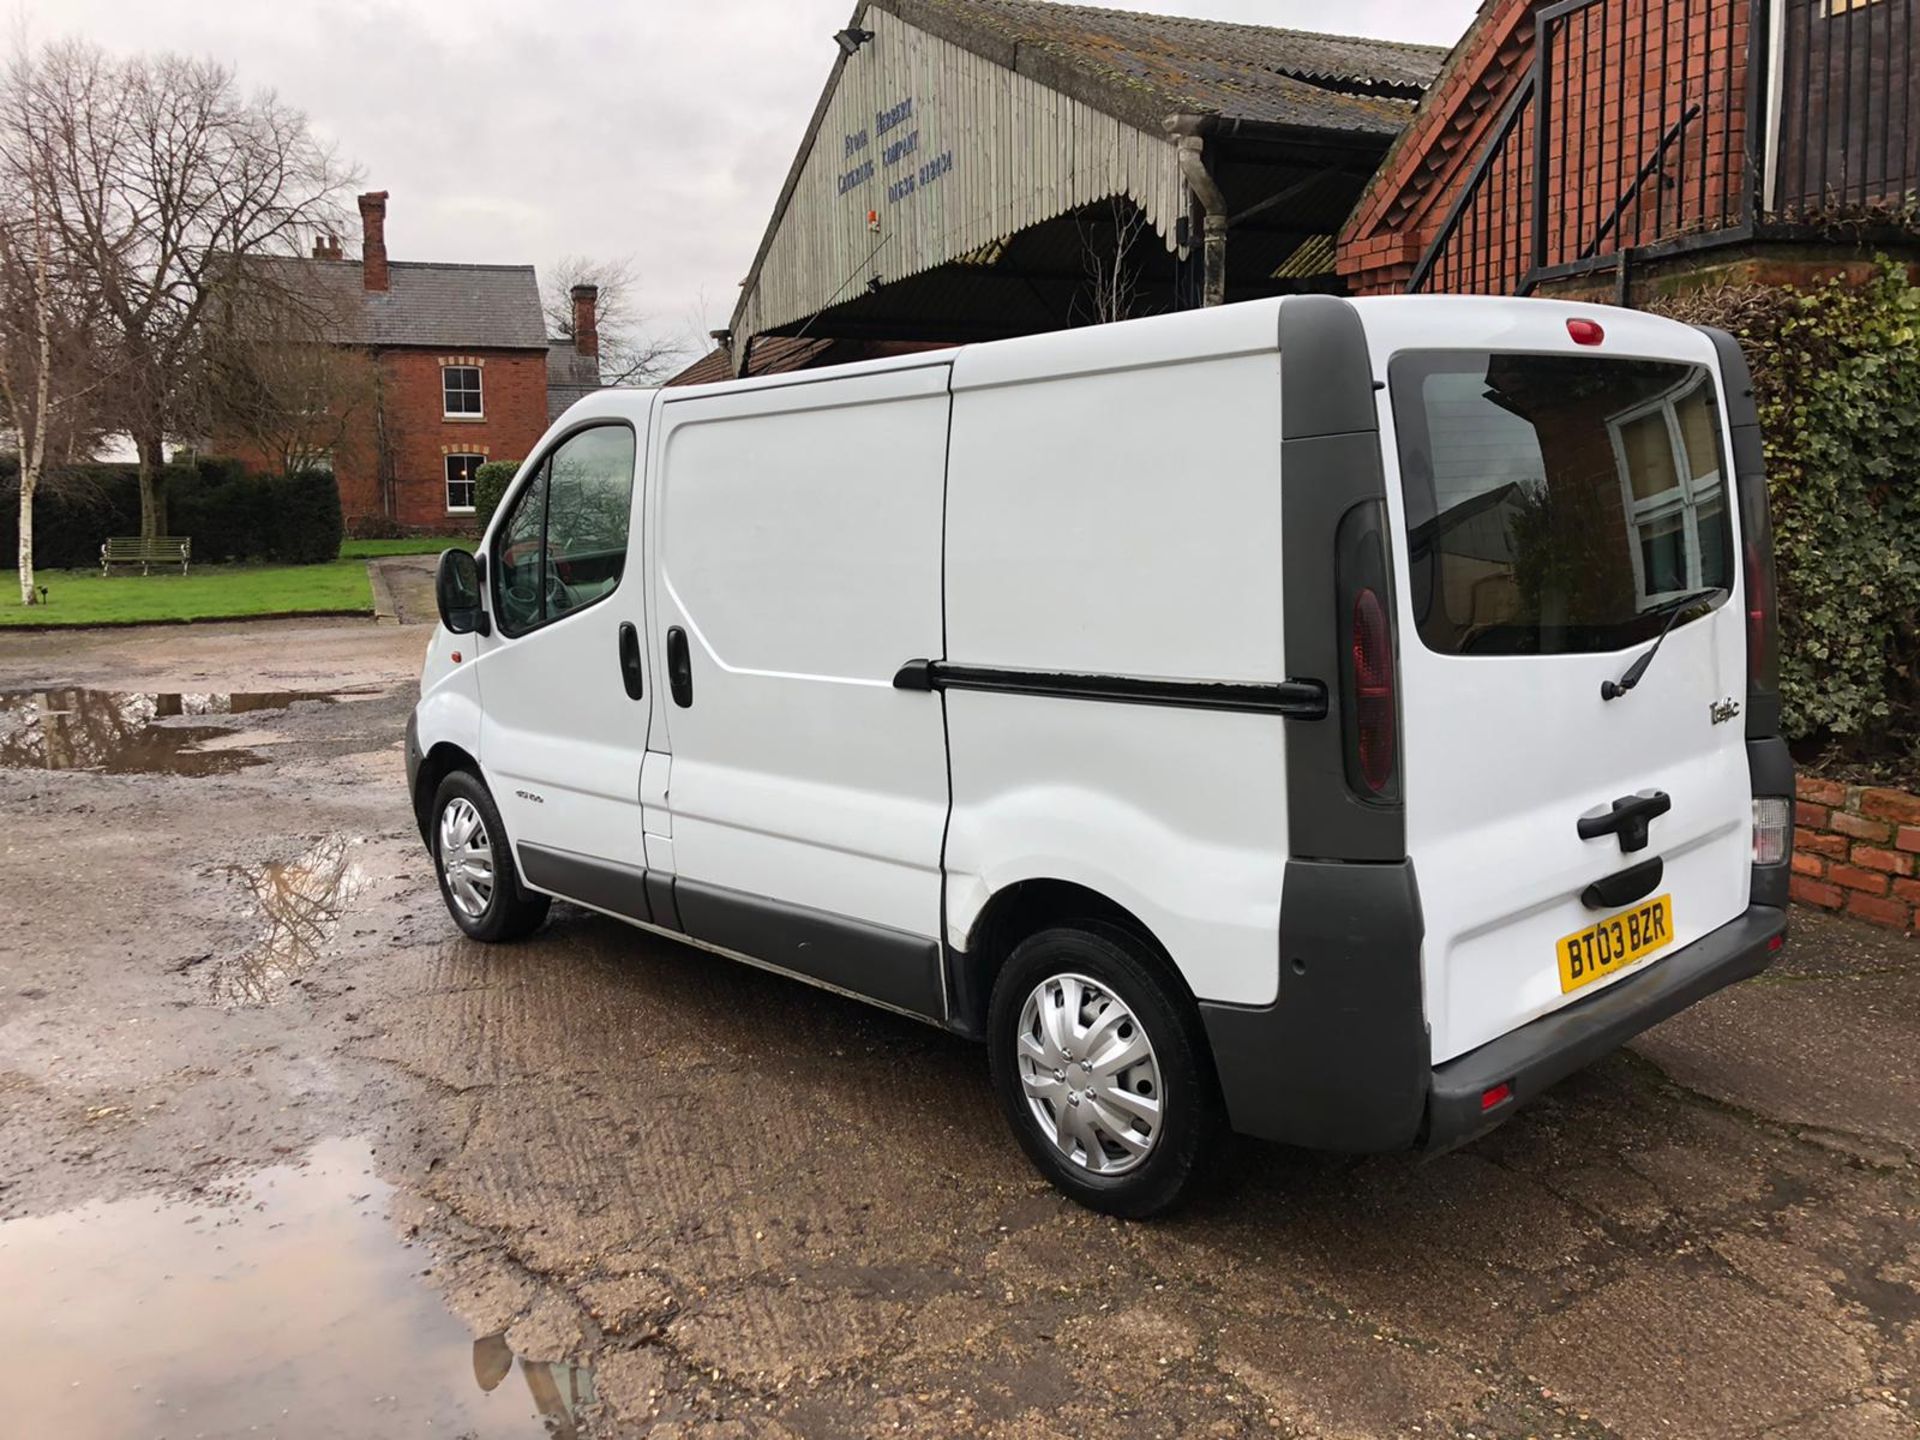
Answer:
[1340,0,1754,297]
[1790,773,1920,933]
[216,346,550,536]
[365,348,549,533]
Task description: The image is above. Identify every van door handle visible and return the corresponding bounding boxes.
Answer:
[1576,790,1671,854]
[616,622,644,701]
[666,626,693,708]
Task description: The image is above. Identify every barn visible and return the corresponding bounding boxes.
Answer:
[675,0,1444,382]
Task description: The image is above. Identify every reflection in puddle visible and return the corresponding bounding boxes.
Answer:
[0,688,344,775]
[475,1333,599,1440]
[0,1138,590,1439]
[209,835,369,1005]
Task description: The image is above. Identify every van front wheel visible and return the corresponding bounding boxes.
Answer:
[988,925,1218,1217]
[431,771,550,942]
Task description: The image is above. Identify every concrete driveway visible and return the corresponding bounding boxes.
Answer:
[0,618,1914,1439]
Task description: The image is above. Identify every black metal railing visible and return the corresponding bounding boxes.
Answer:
[1408,0,1918,295]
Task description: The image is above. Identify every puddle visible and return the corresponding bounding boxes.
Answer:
[0,1138,595,1439]
[207,835,370,1005]
[0,688,345,775]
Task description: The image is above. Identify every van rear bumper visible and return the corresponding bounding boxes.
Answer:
[1423,902,1786,1152]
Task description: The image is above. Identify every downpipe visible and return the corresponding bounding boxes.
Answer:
[1172,128,1228,307]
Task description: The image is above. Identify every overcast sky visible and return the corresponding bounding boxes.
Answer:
[26,0,1477,354]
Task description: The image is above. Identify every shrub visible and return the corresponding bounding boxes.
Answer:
[167,459,272,563]
[264,469,345,564]
[0,460,182,569]
[1653,261,1920,760]
[474,459,518,529]
[1,455,345,569]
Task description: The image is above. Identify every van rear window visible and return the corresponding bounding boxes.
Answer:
[1389,352,1734,656]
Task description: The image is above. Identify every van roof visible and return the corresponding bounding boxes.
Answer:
[553,295,1716,423]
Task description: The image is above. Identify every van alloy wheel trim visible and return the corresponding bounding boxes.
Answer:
[1016,972,1163,1175]
[438,797,495,918]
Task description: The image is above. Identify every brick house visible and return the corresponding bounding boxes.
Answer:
[227,191,601,534]
[1337,0,1918,299]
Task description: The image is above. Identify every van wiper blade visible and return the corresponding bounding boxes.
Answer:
[1600,587,1726,701]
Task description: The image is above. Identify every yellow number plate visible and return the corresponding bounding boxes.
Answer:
[1557,894,1674,994]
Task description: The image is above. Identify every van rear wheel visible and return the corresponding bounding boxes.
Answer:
[988,924,1218,1217]
[431,771,549,942]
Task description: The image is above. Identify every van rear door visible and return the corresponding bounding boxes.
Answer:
[1371,306,1753,1064]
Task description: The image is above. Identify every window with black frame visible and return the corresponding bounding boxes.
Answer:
[1390,351,1735,656]
[491,424,635,636]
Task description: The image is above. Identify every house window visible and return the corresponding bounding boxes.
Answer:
[445,454,484,513]
[287,448,334,476]
[443,365,483,418]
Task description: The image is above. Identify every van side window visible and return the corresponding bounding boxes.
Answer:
[491,423,636,637]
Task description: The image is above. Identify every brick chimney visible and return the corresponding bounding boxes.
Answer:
[570,284,599,358]
[311,233,342,261]
[357,190,390,291]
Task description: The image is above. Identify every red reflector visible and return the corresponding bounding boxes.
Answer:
[1567,317,1605,346]
[1351,587,1395,794]
[1481,1081,1514,1112]
[1768,935,1784,952]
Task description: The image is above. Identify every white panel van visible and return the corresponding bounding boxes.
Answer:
[407,296,1794,1216]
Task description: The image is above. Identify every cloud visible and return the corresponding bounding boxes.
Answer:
[24,0,1476,344]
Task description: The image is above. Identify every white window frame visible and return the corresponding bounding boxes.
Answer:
[442,365,484,419]
[286,447,334,476]
[1607,375,1727,608]
[445,453,483,514]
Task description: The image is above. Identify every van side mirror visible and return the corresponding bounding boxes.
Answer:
[435,548,491,636]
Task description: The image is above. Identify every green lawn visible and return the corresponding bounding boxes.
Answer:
[3,559,375,626]
[340,537,470,558]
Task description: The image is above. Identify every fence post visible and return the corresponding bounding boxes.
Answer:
[1530,15,1554,278]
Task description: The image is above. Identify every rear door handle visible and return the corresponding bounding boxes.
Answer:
[1577,790,1672,854]
[616,622,644,701]
[666,626,693,708]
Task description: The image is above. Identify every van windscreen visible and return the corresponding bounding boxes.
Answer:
[1389,351,1734,656]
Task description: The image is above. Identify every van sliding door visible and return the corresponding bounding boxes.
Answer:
[648,364,954,1019]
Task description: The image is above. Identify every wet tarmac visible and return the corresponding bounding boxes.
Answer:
[0,1136,592,1439]
[0,617,1916,1439]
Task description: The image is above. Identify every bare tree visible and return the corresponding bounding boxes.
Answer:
[1071,197,1151,328]
[24,41,354,535]
[203,265,377,477]
[542,253,688,387]
[0,45,109,605]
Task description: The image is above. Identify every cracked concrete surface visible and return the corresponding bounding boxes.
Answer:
[0,618,1915,1438]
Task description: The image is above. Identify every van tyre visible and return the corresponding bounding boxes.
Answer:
[430,771,550,943]
[988,924,1219,1218]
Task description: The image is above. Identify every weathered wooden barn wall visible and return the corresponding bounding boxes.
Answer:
[734,5,1186,362]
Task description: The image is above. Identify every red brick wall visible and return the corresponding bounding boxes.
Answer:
[214,346,550,537]
[362,349,549,533]
[1340,0,1754,297]
[1790,774,1920,932]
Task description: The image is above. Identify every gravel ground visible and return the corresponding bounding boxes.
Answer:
[0,617,1914,1440]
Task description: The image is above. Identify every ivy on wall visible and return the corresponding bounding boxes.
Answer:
[1655,261,1920,767]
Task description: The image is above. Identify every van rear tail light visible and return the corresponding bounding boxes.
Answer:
[1351,588,1396,794]
[1752,796,1791,866]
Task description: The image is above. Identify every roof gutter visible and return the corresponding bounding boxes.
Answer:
[1169,116,1229,307]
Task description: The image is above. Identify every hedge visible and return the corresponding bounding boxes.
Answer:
[474,459,518,530]
[1653,261,1920,762]
[0,457,345,568]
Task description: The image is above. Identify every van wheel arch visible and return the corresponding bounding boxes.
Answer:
[413,741,480,843]
[953,880,1200,1041]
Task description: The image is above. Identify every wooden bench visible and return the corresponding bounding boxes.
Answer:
[100,536,192,576]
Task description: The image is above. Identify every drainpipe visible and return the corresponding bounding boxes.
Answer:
[1171,121,1228,307]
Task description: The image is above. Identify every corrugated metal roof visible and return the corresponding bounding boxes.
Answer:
[258,257,548,350]
[883,0,1445,137]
